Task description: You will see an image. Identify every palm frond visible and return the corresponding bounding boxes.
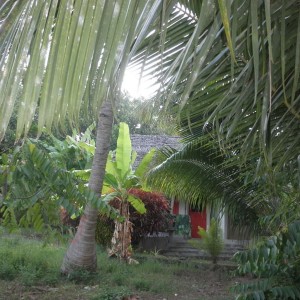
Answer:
[146,140,260,230]
[131,0,300,182]
[0,0,163,140]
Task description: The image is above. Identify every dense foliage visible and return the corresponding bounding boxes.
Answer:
[0,141,115,234]
[233,221,300,300]
[95,213,115,248]
[128,189,171,245]
[100,189,171,248]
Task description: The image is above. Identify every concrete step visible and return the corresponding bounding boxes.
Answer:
[162,236,245,260]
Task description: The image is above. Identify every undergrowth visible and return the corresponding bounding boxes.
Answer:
[0,236,63,286]
[0,234,196,298]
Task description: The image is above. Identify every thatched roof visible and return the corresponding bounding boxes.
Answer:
[131,134,182,167]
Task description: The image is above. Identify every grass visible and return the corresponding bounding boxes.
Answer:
[0,234,240,300]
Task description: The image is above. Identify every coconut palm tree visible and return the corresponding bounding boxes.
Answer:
[0,0,166,273]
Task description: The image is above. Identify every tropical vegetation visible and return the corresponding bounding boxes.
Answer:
[0,235,238,300]
[196,218,224,265]
[101,122,147,263]
[0,0,300,299]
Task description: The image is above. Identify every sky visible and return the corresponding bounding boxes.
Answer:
[121,68,159,99]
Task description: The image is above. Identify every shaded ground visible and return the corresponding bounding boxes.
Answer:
[0,262,246,300]
[0,234,250,300]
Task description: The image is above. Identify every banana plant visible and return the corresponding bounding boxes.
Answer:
[103,122,155,263]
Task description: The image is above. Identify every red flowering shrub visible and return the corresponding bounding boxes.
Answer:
[61,189,171,247]
[128,189,171,245]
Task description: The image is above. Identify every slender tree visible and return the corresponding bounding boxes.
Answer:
[61,100,114,272]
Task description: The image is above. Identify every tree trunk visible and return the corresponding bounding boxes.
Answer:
[108,200,134,263]
[61,100,113,274]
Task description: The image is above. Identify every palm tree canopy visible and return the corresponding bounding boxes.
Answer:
[0,0,163,140]
[131,0,300,180]
[2,0,298,168]
[1,0,299,197]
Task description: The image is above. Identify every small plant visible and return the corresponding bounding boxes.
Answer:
[150,247,161,257]
[198,218,224,264]
[67,268,97,284]
[93,287,132,300]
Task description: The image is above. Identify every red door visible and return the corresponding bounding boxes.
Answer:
[189,207,206,238]
[173,201,179,215]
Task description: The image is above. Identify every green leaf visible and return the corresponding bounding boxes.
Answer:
[1,154,8,165]
[217,0,236,63]
[124,175,140,189]
[100,192,120,206]
[251,0,259,103]
[128,194,146,214]
[72,169,91,181]
[105,152,120,180]
[116,122,132,178]
[104,173,119,190]
[135,148,156,178]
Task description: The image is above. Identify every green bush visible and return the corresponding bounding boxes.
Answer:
[233,220,300,299]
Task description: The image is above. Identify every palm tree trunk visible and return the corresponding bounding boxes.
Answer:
[61,100,113,274]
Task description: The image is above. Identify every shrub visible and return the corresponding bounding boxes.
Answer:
[128,189,171,245]
[61,189,171,248]
[96,189,173,247]
[233,220,300,299]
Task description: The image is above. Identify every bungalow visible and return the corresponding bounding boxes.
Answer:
[131,134,249,243]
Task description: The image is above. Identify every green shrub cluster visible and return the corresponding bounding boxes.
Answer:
[233,220,300,299]
[93,189,171,248]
